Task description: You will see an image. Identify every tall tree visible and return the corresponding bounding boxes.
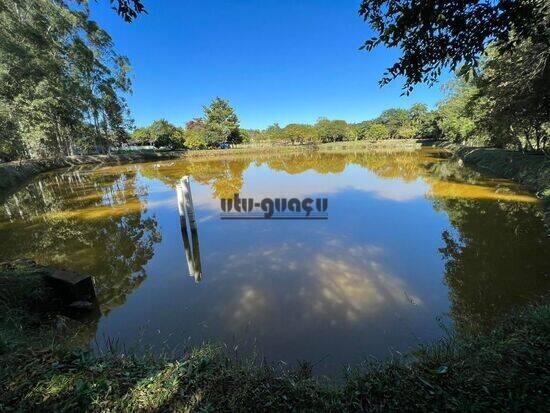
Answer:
[468,38,550,150]
[0,0,132,159]
[203,98,241,147]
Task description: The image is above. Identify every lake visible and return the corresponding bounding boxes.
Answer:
[1,148,548,377]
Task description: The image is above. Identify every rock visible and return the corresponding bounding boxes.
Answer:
[45,268,96,304]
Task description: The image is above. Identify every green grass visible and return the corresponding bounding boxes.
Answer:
[1,261,549,412]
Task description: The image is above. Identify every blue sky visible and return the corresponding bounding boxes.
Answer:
[90,0,450,129]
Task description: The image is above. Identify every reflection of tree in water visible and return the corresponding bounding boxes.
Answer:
[435,197,550,331]
[0,170,161,314]
[266,150,439,178]
[140,158,250,199]
[138,149,442,199]
[267,152,348,174]
[353,150,438,181]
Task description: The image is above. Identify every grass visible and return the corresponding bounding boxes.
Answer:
[1,261,549,412]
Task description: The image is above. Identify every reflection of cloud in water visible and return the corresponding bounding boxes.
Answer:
[221,242,422,327]
[232,286,268,321]
[312,254,422,323]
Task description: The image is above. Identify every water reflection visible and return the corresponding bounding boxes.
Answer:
[0,169,161,313]
[0,148,548,376]
[436,197,549,331]
[176,178,203,282]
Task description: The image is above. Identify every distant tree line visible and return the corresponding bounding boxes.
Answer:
[241,104,437,145]
[129,101,443,150]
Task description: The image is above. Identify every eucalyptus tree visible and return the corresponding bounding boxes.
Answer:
[0,0,132,159]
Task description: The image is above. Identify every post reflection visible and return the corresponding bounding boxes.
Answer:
[176,177,203,282]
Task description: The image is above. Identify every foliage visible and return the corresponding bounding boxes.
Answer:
[203,97,241,147]
[0,0,133,160]
[183,129,207,149]
[358,0,548,91]
[355,122,389,140]
[432,23,549,151]
[435,81,479,145]
[315,118,353,143]
[377,108,410,138]
[357,0,549,151]
[112,0,146,22]
[280,124,318,144]
[468,37,550,150]
[246,104,441,145]
[131,120,184,149]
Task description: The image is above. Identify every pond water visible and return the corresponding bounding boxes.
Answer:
[1,148,548,377]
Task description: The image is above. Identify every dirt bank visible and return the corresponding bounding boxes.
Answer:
[0,152,183,195]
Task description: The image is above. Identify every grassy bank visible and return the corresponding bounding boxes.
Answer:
[181,139,424,159]
[1,260,548,412]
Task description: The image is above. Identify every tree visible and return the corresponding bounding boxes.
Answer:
[359,0,548,91]
[363,123,389,140]
[281,124,318,145]
[408,103,441,140]
[131,120,183,148]
[148,119,178,148]
[0,0,132,160]
[203,98,241,147]
[239,129,252,143]
[415,111,441,140]
[264,124,283,142]
[132,127,152,145]
[315,118,353,142]
[435,81,478,144]
[409,104,429,125]
[377,108,410,138]
[184,129,207,149]
[468,38,550,151]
